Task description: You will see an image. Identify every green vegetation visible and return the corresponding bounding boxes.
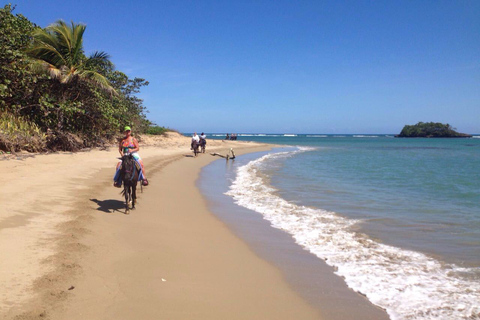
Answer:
[0,5,166,152]
[27,20,115,94]
[0,112,46,152]
[146,125,169,135]
[397,122,472,138]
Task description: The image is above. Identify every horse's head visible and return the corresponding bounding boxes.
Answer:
[121,154,138,183]
[121,153,133,161]
[121,154,134,170]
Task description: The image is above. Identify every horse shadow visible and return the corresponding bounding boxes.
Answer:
[90,198,125,214]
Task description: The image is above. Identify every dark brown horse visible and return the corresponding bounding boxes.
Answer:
[191,139,206,156]
[192,140,200,156]
[199,138,206,153]
[120,154,140,214]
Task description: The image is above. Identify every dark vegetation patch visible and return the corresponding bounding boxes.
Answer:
[0,5,170,153]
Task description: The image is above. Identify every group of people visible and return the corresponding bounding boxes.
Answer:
[191,132,207,150]
[225,133,238,140]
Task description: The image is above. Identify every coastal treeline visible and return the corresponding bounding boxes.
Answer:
[397,122,471,138]
[0,4,163,153]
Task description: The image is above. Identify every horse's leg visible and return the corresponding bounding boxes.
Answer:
[132,184,136,209]
[124,184,130,214]
[128,186,133,206]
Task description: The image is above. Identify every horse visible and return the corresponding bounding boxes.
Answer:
[191,140,200,156]
[120,154,140,214]
[191,139,206,156]
[199,138,206,153]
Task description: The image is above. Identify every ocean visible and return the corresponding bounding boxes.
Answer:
[198,134,480,320]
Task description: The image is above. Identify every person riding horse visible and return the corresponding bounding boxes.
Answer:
[114,126,148,187]
[199,132,207,152]
[191,132,200,150]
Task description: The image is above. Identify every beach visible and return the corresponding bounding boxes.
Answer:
[2,132,389,320]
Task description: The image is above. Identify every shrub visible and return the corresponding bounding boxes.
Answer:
[0,112,46,152]
[146,125,168,135]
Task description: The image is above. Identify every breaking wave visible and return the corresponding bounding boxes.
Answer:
[225,149,480,320]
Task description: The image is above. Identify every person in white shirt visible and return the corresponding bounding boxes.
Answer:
[191,132,200,150]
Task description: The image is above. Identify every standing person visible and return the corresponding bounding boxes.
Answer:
[114,126,148,187]
[225,133,229,140]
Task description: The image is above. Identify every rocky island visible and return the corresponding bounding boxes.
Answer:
[396,122,472,138]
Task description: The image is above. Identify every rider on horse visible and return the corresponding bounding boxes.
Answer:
[191,132,200,150]
[114,126,149,187]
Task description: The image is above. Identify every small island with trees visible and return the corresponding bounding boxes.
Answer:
[396,122,472,138]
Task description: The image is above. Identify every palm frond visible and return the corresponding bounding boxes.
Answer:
[81,70,118,95]
[27,28,67,67]
[85,51,114,72]
[90,51,110,60]
[26,20,116,94]
[47,64,63,80]
[27,56,62,80]
[46,20,86,67]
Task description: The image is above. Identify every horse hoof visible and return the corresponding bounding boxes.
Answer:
[125,210,130,215]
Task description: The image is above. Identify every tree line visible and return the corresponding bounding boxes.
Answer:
[0,4,164,152]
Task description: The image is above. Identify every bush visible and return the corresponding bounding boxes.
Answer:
[0,112,46,152]
[145,125,168,135]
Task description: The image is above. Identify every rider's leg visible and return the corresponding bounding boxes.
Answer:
[132,155,148,186]
[113,161,122,187]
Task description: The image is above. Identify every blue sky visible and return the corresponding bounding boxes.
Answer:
[10,0,480,133]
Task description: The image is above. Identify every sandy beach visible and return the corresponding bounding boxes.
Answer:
[1,133,388,320]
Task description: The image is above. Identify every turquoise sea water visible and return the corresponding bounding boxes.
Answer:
[201,134,480,320]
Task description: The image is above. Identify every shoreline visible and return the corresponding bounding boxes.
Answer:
[199,149,390,320]
[2,133,388,319]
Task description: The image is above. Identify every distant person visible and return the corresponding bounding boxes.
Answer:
[191,132,200,150]
[225,133,229,140]
[200,132,207,151]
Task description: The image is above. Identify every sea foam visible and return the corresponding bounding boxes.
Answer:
[225,148,480,320]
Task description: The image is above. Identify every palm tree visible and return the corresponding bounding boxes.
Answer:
[27,20,116,94]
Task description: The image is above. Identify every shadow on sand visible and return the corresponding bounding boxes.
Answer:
[90,198,125,213]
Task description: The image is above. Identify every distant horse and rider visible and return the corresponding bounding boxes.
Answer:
[191,132,207,156]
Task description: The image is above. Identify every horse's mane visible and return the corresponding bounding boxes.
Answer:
[121,154,138,184]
